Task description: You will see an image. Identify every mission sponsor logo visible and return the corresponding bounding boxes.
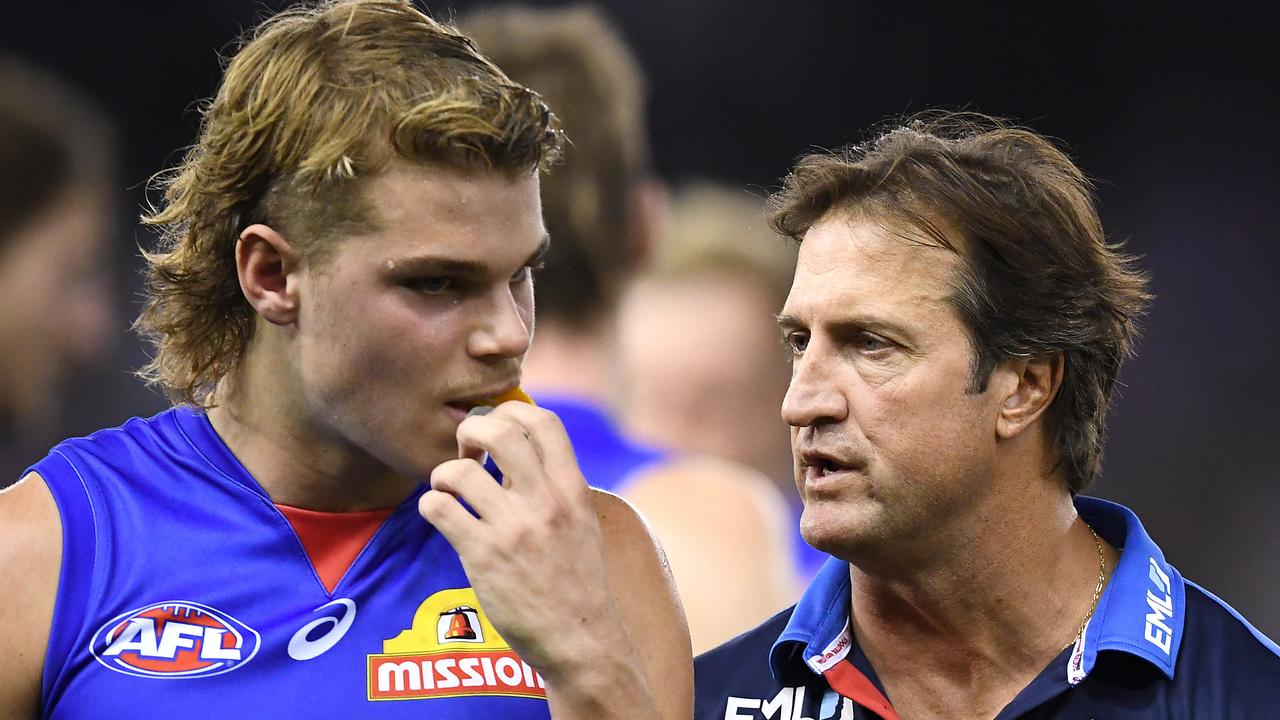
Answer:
[367,588,547,702]
[90,600,260,678]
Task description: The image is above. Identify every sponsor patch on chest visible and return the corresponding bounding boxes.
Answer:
[367,587,547,701]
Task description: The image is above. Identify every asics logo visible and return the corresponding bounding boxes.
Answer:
[288,598,357,661]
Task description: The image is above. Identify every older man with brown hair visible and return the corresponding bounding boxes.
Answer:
[694,114,1280,719]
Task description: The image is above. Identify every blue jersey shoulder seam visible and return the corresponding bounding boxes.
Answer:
[41,448,105,717]
[48,448,106,598]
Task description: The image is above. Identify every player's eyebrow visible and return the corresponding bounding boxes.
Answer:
[775,313,804,332]
[387,234,550,277]
[387,255,486,276]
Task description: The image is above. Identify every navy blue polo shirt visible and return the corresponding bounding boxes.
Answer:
[695,497,1280,719]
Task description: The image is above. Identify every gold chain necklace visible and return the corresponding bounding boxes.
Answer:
[1076,524,1107,642]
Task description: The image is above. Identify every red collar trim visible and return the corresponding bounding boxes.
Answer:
[823,660,901,720]
[276,503,393,594]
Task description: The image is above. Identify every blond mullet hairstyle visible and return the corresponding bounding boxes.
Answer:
[137,0,562,406]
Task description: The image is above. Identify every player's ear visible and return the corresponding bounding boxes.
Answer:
[236,223,302,326]
[995,352,1064,440]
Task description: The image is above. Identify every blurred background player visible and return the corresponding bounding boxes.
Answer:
[616,183,826,581]
[0,59,118,486]
[462,5,800,651]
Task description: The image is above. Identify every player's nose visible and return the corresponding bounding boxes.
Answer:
[467,284,532,360]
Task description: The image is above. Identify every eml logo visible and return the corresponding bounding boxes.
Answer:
[1144,559,1175,655]
[91,601,260,678]
[725,687,820,720]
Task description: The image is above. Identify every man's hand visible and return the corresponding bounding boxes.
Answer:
[418,401,689,720]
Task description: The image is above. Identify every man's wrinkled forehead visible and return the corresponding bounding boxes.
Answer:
[802,207,962,276]
[784,210,966,322]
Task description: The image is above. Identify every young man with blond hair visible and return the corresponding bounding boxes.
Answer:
[0,2,690,718]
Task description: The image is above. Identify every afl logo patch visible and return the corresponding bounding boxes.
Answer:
[90,601,260,678]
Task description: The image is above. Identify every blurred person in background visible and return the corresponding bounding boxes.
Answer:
[617,183,827,582]
[463,6,800,653]
[0,2,689,718]
[0,59,117,486]
[694,114,1280,719]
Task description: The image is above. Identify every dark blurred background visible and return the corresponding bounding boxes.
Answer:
[3,1,1277,634]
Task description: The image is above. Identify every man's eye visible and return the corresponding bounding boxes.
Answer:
[856,333,890,353]
[410,277,453,294]
[785,331,809,354]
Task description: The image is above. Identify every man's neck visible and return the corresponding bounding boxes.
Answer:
[847,481,1117,719]
[206,349,414,512]
[521,320,615,402]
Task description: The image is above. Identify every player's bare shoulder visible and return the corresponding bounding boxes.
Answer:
[589,487,675,574]
[0,471,63,718]
[587,487,693,720]
[589,486,652,531]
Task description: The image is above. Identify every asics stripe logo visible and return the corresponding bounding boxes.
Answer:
[289,598,357,661]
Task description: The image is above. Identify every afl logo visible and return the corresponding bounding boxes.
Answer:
[90,601,260,678]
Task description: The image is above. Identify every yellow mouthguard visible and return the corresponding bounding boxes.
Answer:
[485,386,536,407]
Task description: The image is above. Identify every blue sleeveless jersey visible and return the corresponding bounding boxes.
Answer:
[30,407,552,719]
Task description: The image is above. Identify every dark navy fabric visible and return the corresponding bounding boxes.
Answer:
[31,407,552,719]
[534,394,668,495]
[695,496,1280,719]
